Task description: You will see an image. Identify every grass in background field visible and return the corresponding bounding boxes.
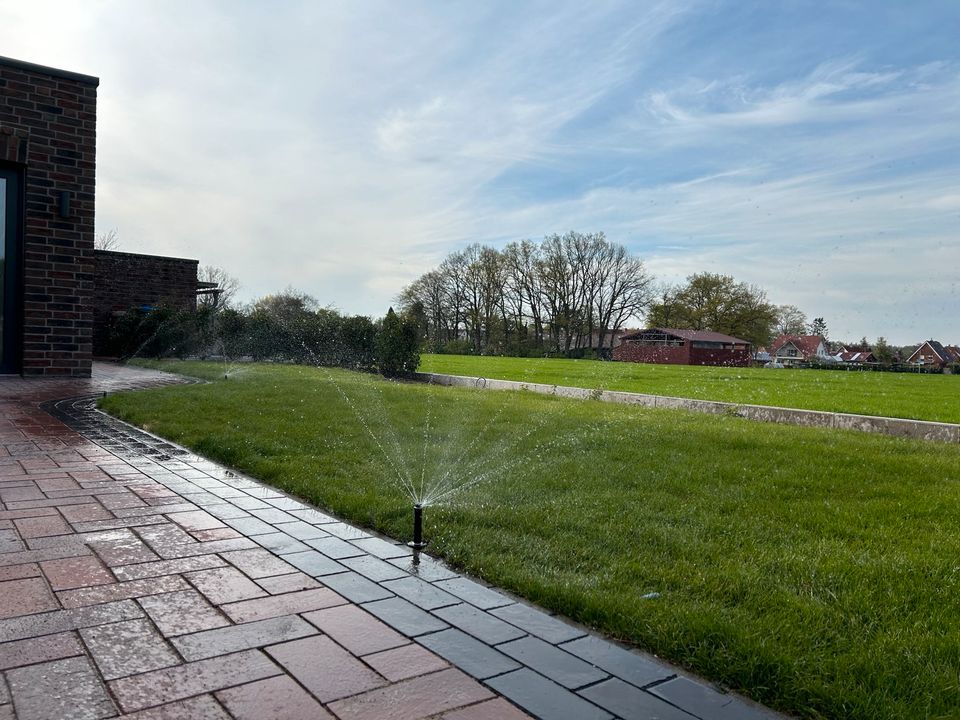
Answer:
[419,353,960,424]
[109,361,960,720]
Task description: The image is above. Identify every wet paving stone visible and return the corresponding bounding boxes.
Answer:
[350,536,411,559]
[80,618,180,680]
[7,655,116,720]
[220,548,297,579]
[172,615,318,661]
[0,576,59,618]
[489,603,586,645]
[649,676,777,720]
[0,631,84,671]
[267,635,385,703]
[113,554,226,581]
[109,649,282,713]
[579,678,698,720]
[12,514,72,539]
[341,554,410,582]
[433,577,513,610]
[362,597,449,637]
[486,668,612,720]
[318,571,394,603]
[303,604,408,656]
[363,642,449,682]
[441,697,533,720]
[39,555,114,591]
[560,634,674,688]
[118,694,231,720]
[381,576,460,610]
[418,628,521,680]
[328,667,493,720]
[220,587,345,623]
[223,516,276,536]
[306,535,369,559]
[156,536,257,559]
[138,589,230,636]
[57,576,190,609]
[216,675,335,720]
[249,507,298,525]
[497,636,608,689]
[254,532,310,555]
[274,519,328,541]
[184,566,268,605]
[433,603,527,645]
[254,571,321,595]
[280,549,345,577]
[88,533,160,566]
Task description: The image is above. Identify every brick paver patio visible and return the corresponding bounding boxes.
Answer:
[0,363,785,720]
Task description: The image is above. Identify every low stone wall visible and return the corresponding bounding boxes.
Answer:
[414,372,960,444]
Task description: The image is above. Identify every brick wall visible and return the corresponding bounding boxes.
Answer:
[612,343,690,365]
[0,57,98,376]
[93,250,198,355]
[612,343,751,367]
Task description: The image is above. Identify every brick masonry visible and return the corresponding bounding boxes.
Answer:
[92,249,199,355]
[0,56,99,377]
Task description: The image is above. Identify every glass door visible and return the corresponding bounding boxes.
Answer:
[0,168,21,374]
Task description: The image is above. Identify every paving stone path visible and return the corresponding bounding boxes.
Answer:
[0,363,786,720]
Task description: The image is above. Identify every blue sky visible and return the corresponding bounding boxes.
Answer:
[3,0,958,344]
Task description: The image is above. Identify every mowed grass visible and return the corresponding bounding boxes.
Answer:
[419,353,960,424]
[108,361,960,720]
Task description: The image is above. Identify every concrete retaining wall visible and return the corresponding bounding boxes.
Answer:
[414,372,960,444]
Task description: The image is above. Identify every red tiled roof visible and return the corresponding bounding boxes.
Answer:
[621,328,751,345]
[769,334,825,358]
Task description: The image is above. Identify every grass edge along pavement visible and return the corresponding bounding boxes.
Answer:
[109,360,960,720]
[418,353,960,425]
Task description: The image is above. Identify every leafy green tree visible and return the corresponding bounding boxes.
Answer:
[646,273,778,346]
[873,337,896,365]
[376,308,420,377]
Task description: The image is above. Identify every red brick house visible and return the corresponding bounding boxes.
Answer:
[1,56,98,375]
[768,334,830,366]
[907,340,960,369]
[613,328,752,367]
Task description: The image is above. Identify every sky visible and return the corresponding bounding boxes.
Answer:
[2,0,958,345]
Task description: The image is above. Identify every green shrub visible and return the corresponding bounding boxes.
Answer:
[376,308,420,377]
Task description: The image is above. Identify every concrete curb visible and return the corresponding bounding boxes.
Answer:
[414,372,960,444]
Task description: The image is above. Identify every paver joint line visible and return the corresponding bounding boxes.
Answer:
[0,363,787,720]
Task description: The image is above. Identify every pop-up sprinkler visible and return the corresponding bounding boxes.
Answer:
[408,503,427,565]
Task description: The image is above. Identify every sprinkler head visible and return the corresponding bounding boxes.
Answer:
[408,503,427,565]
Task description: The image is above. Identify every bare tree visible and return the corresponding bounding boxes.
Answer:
[774,304,808,336]
[95,228,120,251]
[198,265,241,309]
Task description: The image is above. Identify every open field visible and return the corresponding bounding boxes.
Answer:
[419,354,960,424]
[110,360,960,720]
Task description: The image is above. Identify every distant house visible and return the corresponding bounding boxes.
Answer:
[768,335,831,366]
[613,328,752,367]
[834,346,877,364]
[907,340,960,369]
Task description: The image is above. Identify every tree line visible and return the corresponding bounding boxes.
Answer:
[398,231,800,354]
[399,232,655,356]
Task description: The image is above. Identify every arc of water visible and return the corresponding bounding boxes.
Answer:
[275,317,419,501]
[422,355,613,505]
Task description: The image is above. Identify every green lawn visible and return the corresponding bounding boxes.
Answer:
[419,353,960,424]
[107,361,960,720]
